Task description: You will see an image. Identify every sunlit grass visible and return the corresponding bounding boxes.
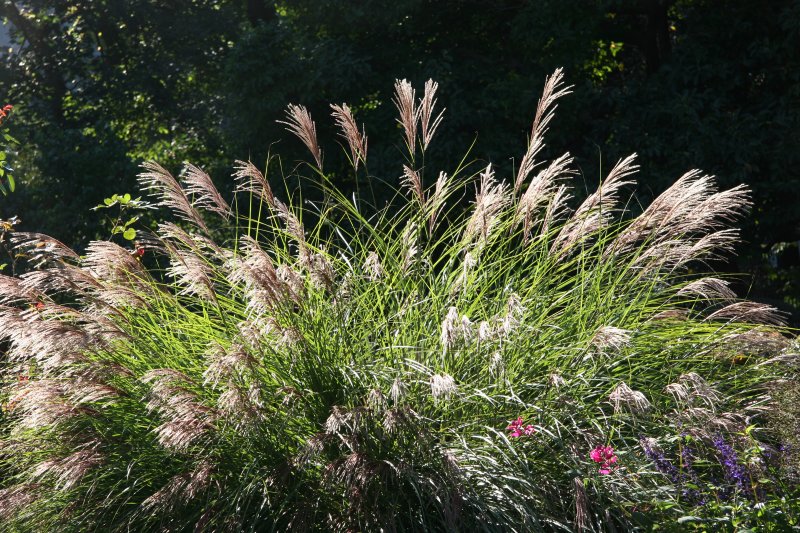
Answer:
[0,69,797,532]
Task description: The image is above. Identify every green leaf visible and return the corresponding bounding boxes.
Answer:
[121,193,131,204]
[7,173,14,192]
[122,228,137,240]
[103,197,114,206]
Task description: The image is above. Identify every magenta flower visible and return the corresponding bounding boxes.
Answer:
[590,445,618,474]
[506,417,536,438]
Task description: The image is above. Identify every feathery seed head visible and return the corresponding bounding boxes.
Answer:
[401,221,419,273]
[217,384,260,423]
[430,373,457,400]
[367,388,386,411]
[233,159,275,207]
[453,251,478,293]
[277,264,305,298]
[331,103,368,171]
[383,407,414,433]
[307,252,335,292]
[11,232,80,266]
[441,307,473,353]
[489,352,504,377]
[66,379,121,406]
[165,244,217,302]
[141,461,215,512]
[181,163,230,219]
[609,382,651,413]
[677,277,737,302]
[203,343,256,388]
[401,165,424,205]
[426,171,450,232]
[0,273,39,305]
[363,251,383,281]
[9,379,77,429]
[393,78,419,154]
[32,448,103,490]
[706,301,785,326]
[679,372,721,407]
[420,79,445,151]
[0,485,40,521]
[229,236,297,312]
[142,370,215,450]
[325,406,349,435]
[83,240,151,288]
[389,378,407,404]
[516,153,574,241]
[611,171,751,264]
[279,104,323,169]
[664,382,690,404]
[515,67,572,194]
[552,154,636,255]
[499,293,525,336]
[138,161,208,232]
[590,326,631,352]
[273,199,308,259]
[477,320,493,342]
[549,373,566,388]
[464,164,510,247]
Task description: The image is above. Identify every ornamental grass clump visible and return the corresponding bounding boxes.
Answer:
[0,69,798,531]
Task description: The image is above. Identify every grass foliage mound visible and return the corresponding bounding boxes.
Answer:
[1,70,798,531]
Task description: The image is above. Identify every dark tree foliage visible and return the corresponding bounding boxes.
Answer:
[1,0,798,315]
[595,1,800,310]
[0,0,244,244]
[223,0,604,197]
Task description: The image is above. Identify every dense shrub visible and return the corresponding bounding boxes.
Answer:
[0,70,797,531]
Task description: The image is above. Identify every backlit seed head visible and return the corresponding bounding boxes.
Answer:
[609,381,651,413]
[431,373,457,400]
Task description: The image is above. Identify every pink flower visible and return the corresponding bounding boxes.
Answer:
[507,417,524,437]
[590,445,618,475]
[506,417,536,438]
[589,447,603,462]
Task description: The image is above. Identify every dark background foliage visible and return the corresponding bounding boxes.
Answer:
[0,0,798,318]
